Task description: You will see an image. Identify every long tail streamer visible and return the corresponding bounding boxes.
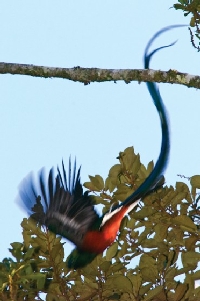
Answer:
[121,25,186,207]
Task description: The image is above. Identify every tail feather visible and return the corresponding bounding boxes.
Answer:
[119,25,185,207]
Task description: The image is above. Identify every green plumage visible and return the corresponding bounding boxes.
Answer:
[67,249,97,269]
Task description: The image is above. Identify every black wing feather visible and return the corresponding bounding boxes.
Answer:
[18,159,99,248]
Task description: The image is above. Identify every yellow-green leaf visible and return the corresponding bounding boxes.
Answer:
[106,242,118,261]
[106,275,132,292]
[190,175,200,188]
[182,251,200,269]
[105,176,116,192]
[83,181,98,191]
[100,261,111,272]
[109,164,121,178]
[173,283,188,301]
[128,274,142,295]
[84,175,104,191]
[143,285,163,301]
[173,215,197,232]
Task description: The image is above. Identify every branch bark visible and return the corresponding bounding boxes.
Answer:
[1,62,200,88]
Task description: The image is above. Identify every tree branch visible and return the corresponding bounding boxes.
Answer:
[1,62,200,88]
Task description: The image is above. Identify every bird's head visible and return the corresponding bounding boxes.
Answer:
[67,248,97,269]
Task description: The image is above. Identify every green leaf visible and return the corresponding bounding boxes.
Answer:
[173,283,188,301]
[140,238,158,248]
[168,228,184,246]
[190,175,200,198]
[154,224,168,242]
[89,174,104,190]
[120,146,135,170]
[109,164,121,178]
[46,293,59,301]
[113,184,131,201]
[84,277,98,289]
[147,160,154,174]
[106,242,118,261]
[140,267,158,283]
[176,181,192,203]
[173,4,185,10]
[31,236,47,252]
[138,163,147,179]
[105,176,116,192]
[185,234,198,251]
[37,274,46,290]
[111,262,125,273]
[143,285,163,301]
[120,216,128,229]
[21,218,38,232]
[9,243,24,261]
[190,175,200,188]
[99,261,111,272]
[166,250,179,267]
[165,267,176,282]
[173,215,197,232]
[105,275,132,292]
[51,242,64,259]
[182,251,200,269]
[128,274,142,295]
[140,255,158,282]
[131,155,141,175]
[10,242,23,249]
[23,248,36,260]
[190,16,195,27]
[139,283,152,296]
[83,181,98,191]
[133,206,156,219]
[126,218,136,229]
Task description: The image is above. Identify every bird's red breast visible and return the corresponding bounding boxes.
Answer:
[81,205,129,254]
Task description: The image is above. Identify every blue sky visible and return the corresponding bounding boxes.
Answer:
[1,1,200,263]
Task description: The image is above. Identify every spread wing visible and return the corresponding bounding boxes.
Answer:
[18,159,99,248]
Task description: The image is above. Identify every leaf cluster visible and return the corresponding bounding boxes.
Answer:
[1,147,200,300]
[174,0,200,50]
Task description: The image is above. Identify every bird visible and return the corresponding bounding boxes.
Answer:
[17,25,180,269]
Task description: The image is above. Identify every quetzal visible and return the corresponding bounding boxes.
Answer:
[18,26,177,269]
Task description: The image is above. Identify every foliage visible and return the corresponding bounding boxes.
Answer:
[174,0,200,50]
[1,146,200,301]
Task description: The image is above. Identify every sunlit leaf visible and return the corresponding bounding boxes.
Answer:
[190,175,200,199]
[176,181,192,203]
[120,146,135,170]
[109,164,121,178]
[83,181,98,191]
[105,176,116,192]
[89,174,104,190]
[147,160,154,174]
